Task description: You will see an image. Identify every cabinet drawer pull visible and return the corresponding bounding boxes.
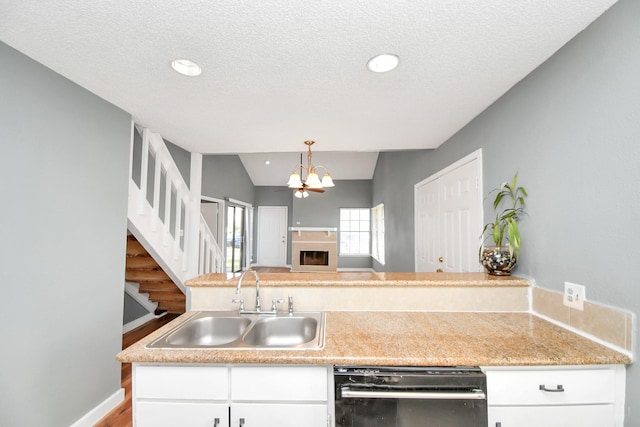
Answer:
[213,418,220,427]
[239,417,245,426]
[539,384,565,392]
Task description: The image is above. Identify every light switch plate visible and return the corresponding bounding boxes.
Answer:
[564,282,586,310]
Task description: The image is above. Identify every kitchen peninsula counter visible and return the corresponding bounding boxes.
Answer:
[117,310,630,366]
[118,273,631,366]
[186,271,530,288]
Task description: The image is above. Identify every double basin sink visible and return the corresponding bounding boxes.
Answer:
[147,310,325,350]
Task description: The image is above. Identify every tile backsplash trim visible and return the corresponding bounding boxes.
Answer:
[532,287,634,353]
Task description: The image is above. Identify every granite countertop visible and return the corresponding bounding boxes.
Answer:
[186,272,530,288]
[117,311,631,366]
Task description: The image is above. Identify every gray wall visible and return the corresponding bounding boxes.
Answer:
[124,293,151,324]
[202,154,255,205]
[165,139,191,186]
[0,42,131,426]
[373,0,640,423]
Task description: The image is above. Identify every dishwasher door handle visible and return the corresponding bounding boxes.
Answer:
[340,387,486,400]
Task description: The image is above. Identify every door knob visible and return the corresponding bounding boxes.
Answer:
[439,257,444,262]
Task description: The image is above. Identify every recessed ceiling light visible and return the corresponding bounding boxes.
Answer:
[367,54,399,73]
[171,59,202,77]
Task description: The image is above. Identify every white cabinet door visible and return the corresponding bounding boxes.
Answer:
[136,401,228,427]
[489,404,615,427]
[230,403,328,427]
[231,365,328,401]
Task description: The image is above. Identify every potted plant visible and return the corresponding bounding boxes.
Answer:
[480,173,528,275]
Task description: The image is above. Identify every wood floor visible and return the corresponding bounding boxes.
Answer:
[95,314,179,427]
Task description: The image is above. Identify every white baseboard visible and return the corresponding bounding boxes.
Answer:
[123,312,157,334]
[70,388,124,427]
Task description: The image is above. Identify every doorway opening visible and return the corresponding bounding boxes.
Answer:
[226,204,245,273]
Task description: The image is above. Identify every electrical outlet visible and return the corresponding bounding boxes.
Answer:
[564,282,586,310]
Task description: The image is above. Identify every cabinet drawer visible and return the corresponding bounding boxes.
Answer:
[136,401,228,427]
[135,365,228,400]
[231,403,328,427]
[489,403,615,427]
[231,366,328,401]
[486,368,615,405]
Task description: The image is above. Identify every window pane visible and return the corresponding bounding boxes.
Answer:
[340,208,372,255]
[359,238,369,254]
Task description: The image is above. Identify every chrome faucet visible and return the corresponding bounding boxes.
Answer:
[236,269,261,313]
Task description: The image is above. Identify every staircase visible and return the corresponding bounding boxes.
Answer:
[125,235,185,314]
[125,125,225,317]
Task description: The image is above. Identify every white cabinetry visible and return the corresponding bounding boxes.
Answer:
[230,366,329,427]
[132,364,331,427]
[483,365,626,427]
[134,365,229,427]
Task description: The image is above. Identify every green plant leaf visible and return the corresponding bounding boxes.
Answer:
[480,173,528,257]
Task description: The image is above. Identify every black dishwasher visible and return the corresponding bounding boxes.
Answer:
[334,366,487,427]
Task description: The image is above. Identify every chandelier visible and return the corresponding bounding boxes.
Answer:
[287,140,334,198]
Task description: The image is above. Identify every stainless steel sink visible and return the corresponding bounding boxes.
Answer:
[165,315,252,346]
[242,316,319,346]
[146,311,325,350]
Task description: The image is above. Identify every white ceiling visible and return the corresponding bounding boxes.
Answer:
[0,0,616,185]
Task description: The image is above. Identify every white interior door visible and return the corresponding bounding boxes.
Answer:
[415,150,483,272]
[415,179,440,272]
[257,206,288,267]
[200,198,224,245]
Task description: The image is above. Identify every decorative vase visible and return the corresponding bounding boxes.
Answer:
[480,246,517,276]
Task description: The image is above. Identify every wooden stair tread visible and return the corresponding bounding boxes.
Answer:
[144,291,185,302]
[137,281,179,291]
[125,270,172,282]
[126,238,147,256]
[125,256,158,268]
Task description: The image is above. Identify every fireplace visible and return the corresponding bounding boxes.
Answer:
[300,250,329,266]
[290,227,337,272]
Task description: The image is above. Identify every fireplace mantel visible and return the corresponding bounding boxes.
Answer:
[288,226,337,237]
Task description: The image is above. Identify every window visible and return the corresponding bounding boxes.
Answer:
[371,203,385,264]
[339,208,370,255]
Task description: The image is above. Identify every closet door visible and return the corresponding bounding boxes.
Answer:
[415,151,483,272]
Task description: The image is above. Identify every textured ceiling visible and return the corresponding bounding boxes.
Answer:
[0,0,616,184]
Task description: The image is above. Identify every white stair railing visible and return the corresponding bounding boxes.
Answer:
[199,216,225,275]
[127,125,224,291]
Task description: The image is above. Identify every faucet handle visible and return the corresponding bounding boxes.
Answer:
[288,295,294,314]
[231,298,245,313]
[271,299,285,312]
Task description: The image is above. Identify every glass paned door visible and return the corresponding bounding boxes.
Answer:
[226,204,245,272]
